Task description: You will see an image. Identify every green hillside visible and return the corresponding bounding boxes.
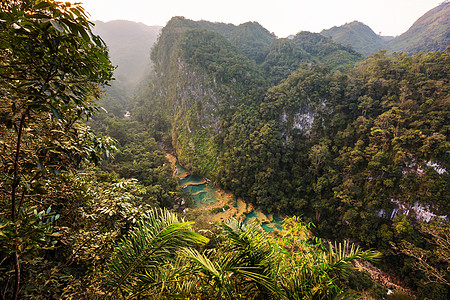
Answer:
[321,21,386,56]
[137,17,362,177]
[387,1,450,52]
[181,19,277,63]
[263,31,361,84]
[321,2,450,55]
[135,16,450,298]
[226,22,276,63]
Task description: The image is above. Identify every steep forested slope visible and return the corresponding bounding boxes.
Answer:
[137,16,450,297]
[136,17,361,178]
[142,18,449,222]
[136,17,267,177]
[388,1,450,53]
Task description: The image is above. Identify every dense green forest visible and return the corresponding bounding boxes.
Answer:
[138,16,450,299]
[1,1,449,299]
[0,1,386,299]
[321,21,387,56]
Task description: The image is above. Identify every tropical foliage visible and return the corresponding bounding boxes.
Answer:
[105,211,381,299]
[141,16,450,298]
[1,1,449,299]
[0,0,114,298]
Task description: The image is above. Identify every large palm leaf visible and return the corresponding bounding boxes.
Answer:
[274,218,381,300]
[219,218,281,297]
[176,219,281,299]
[130,256,199,299]
[181,247,233,299]
[325,240,381,277]
[105,208,208,298]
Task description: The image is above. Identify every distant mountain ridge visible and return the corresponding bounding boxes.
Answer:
[320,1,449,56]
[91,20,162,115]
[92,20,162,88]
[136,16,362,179]
[321,21,387,56]
[91,1,449,117]
[165,18,277,64]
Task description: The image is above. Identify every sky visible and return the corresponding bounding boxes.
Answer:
[74,0,444,38]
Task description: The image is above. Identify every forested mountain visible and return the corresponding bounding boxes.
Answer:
[320,1,449,56]
[262,31,362,84]
[2,1,449,298]
[198,20,276,63]
[320,21,386,56]
[135,16,361,176]
[387,1,450,53]
[136,15,450,298]
[92,20,162,115]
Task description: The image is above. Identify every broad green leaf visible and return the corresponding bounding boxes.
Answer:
[96,52,109,64]
[32,14,50,20]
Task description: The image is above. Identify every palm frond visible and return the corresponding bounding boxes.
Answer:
[132,257,199,299]
[219,218,281,297]
[325,240,381,276]
[181,247,222,279]
[221,218,274,266]
[181,247,235,299]
[105,208,208,298]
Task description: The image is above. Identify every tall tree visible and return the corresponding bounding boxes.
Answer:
[0,1,113,298]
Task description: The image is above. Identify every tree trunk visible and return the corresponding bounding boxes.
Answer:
[10,109,28,300]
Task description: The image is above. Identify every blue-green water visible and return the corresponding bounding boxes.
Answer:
[244,211,258,224]
[179,172,219,208]
[175,161,283,231]
[243,210,284,231]
[272,215,284,230]
[262,223,275,232]
[190,186,218,208]
[180,174,204,185]
[183,184,206,194]
[176,162,187,177]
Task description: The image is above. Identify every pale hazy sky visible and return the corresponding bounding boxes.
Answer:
[74,0,444,37]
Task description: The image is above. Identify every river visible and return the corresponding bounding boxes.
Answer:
[166,154,283,231]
